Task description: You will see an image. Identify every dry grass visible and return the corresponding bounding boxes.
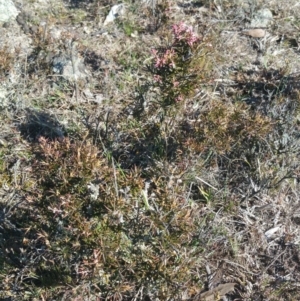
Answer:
[1,0,300,300]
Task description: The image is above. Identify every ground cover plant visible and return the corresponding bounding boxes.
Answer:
[1,0,300,300]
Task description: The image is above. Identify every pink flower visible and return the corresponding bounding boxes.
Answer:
[151,49,158,56]
[173,80,179,87]
[172,22,199,47]
[154,75,162,83]
[152,48,176,69]
[175,95,183,102]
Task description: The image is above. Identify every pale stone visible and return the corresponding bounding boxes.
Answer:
[242,28,266,38]
[0,0,19,23]
[251,8,273,28]
[103,4,125,26]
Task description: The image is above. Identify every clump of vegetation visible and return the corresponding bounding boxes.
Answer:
[149,21,212,108]
[0,135,209,300]
[182,100,272,154]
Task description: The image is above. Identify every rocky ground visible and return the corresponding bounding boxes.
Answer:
[1,0,300,300]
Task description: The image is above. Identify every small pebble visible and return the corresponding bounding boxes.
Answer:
[242,29,266,38]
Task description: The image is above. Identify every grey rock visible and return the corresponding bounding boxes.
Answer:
[0,0,19,24]
[52,54,88,81]
[49,27,62,40]
[87,182,99,201]
[52,55,69,74]
[250,8,273,28]
[103,4,125,26]
[0,87,8,108]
